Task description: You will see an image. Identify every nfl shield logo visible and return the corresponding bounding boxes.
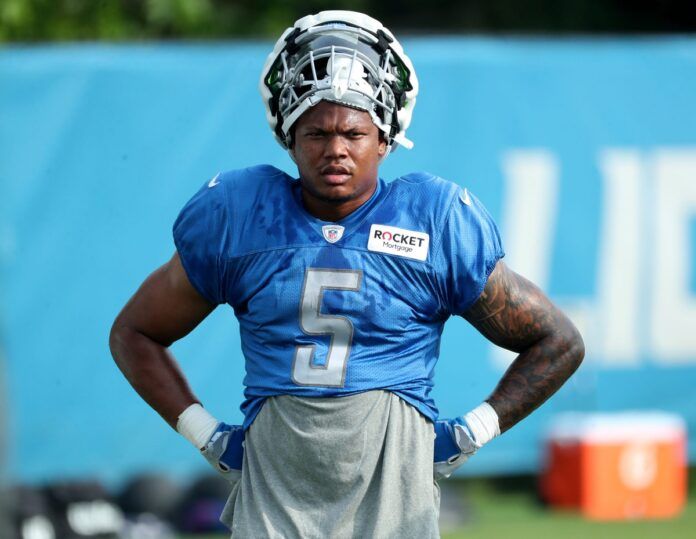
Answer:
[322,225,345,244]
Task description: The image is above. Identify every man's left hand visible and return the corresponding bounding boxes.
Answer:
[433,417,480,481]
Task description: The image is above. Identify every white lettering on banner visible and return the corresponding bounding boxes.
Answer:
[500,150,559,288]
[491,147,696,369]
[650,150,696,363]
[596,150,645,365]
[493,151,560,368]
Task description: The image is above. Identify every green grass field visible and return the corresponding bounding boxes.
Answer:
[182,475,695,539]
[441,477,696,539]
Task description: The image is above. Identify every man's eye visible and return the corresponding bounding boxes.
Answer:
[348,132,366,138]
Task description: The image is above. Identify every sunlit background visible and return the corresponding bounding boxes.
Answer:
[2,1,696,538]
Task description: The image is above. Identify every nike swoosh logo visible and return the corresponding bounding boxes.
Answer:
[208,173,220,188]
[459,188,471,206]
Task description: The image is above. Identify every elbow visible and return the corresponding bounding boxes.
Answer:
[109,316,129,367]
[563,323,585,374]
[109,320,121,363]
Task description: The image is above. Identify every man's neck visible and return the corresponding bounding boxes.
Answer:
[300,183,377,222]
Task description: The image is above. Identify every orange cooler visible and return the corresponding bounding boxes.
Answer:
[541,412,687,520]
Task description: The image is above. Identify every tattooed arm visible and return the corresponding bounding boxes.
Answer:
[463,260,584,433]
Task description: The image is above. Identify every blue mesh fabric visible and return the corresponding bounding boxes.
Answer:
[173,165,504,428]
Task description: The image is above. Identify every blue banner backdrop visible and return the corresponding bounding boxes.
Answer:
[1,38,696,483]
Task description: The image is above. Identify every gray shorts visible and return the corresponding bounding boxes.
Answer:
[221,390,440,538]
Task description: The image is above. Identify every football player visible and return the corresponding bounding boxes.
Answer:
[110,11,584,538]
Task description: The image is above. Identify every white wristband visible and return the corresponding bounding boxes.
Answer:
[462,402,500,447]
[176,403,219,450]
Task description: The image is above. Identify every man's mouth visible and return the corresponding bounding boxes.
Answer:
[320,165,352,184]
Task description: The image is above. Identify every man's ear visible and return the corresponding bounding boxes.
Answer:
[376,129,388,157]
[378,139,387,157]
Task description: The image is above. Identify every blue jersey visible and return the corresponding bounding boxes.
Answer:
[173,165,504,428]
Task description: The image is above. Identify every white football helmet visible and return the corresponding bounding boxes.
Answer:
[259,10,419,156]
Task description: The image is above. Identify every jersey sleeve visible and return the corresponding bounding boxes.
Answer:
[440,189,505,314]
[173,179,228,305]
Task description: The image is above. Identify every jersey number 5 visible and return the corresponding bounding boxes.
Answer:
[292,268,362,387]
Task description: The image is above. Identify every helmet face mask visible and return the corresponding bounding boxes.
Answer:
[260,11,419,157]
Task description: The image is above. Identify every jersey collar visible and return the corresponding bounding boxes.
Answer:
[290,177,388,243]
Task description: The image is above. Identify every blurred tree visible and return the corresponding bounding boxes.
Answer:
[0,0,695,42]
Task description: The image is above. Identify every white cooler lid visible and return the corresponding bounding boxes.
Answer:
[546,411,686,443]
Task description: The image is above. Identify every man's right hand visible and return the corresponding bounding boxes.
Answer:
[201,423,245,482]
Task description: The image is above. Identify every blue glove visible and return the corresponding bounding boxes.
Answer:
[433,417,480,481]
[201,422,245,483]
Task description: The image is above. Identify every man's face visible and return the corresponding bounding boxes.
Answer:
[290,101,387,220]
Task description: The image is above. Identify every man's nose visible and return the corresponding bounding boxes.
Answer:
[323,134,349,158]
